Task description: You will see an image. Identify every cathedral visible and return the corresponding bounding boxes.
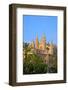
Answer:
[29,34,53,55]
[28,34,54,64]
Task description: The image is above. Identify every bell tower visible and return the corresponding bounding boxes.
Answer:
[35,35,39,49]
[39,34,46,50]
[42,34,46,50]
[49,41,53,54]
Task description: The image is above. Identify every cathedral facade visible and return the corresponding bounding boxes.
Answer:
[28,35,54,64]
[29,35,53,54]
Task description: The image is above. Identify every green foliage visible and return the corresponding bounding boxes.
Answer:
[23,52,48,74]
[23,42,57,74]
[23,42,29,48]
[23,62,48,74]
[49,67,57,73]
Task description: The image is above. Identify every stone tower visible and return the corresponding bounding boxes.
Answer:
[35,35,39,49]
[49,41,53,55]
[39,34,46,50]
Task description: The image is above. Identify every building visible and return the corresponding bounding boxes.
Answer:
[28,34,54,64]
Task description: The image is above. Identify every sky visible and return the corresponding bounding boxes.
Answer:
[23,15,57,45]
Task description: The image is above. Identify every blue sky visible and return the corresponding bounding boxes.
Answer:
[23,15,57,45]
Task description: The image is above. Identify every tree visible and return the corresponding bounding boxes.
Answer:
[23,52,48,74]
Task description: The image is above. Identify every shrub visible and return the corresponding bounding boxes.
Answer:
[23,62,48,74]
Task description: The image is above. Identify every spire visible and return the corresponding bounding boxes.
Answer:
[41,33,46,43]
[43,33,46,38]
[35,35,39,49]
[39,34,46,50]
